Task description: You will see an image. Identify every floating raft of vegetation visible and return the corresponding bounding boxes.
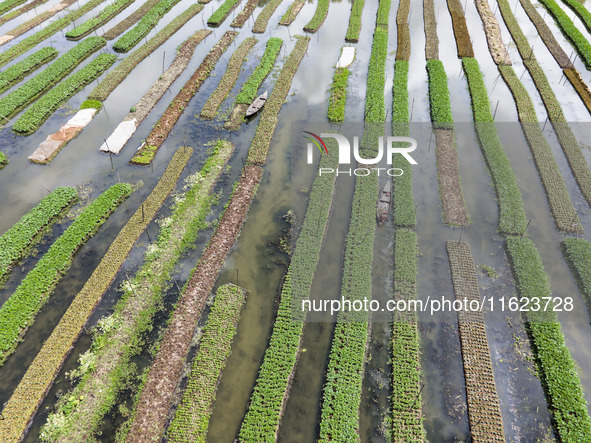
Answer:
[102,0,161,39]
[231,0,258,27]
[66,0,136,40]
[0,47,57,94]
[303,0,329,33]
[279,0,305,26]
[345,0,364,42]
[252,0,282,33]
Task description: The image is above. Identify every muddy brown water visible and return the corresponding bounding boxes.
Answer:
[1,0,591,441]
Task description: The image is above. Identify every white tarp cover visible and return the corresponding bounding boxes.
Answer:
[99,119,138,154]
[336,47,355,68]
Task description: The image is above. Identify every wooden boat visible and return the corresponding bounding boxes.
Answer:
[376,179,391,225]
[245,91,268,116]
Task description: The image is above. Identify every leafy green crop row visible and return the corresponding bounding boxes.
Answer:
[426,59,454,128]
[0,148,191,441]
[39,143,231,441]
[562,237,591,315]
[497,0,591,208]
[539,0,591,69]
[1,0,73,41]
[364,30,388,123]
[247,36,310,165]
[506,236,591,440]
[207,0,240,26]
[66,0,135,40]
[0,0,53,27]
[0,0,107,67]
[102,0,160,39]
[498,65,582,233]
[201,37,256,119]
[279,0,305,26]
[89,4,203,101]
[327,67,350,123]
[0,37,105,121]
[168,284,245,442]
[345,0,365,42]
[0,183,131,367]
[0,0,25,16]
[0,187,77,287]
[239,141,338,441]
[391,230,425,441]
[252,0,282,33]
[0,47,57,94]
[560,0,591,33]
[235,37,282,104]
[462,57,527,235]
[13,53,116,135]
[303,0,329,33]
[113,0,182,52]
[0,151,6,168]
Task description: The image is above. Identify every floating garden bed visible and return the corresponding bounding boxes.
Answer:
[66,0,136,40]
[279,0,305,26]
[446,0,474,58]
[423,0,438,59]
[0,151,7,168]
[252,0,282,33]
[303,0,328,33]
[0,0,53,26]
[231,0,258,28]
[0,0,75,40]
[0,47,57,94]
[207,0,241,26]
[327,66,350,123]
[102,0,161,39]
[345,0,364,42]
[395,0,410,61]
[474,0,511,65]
[562,237,591,316]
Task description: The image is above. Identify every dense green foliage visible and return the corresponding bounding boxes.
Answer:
[89,4,203,101]
[562,237,591,311]
[426,59,454,128]
[345,0,365,42]
[0,0,107,67]
[207,0,240,25]
[539,0,591,68]
[462,58,527,235]
[0,48,58,94]
[0,37,105,120]
[239,141,338,440]
[560,0,591,33]
[0,184,132,366]
[0,152,6,167]
[13,53,116,134]
[303,0,329,32]
[168,284,245,442]
[327,67,350,123]
[252,0,282,33]
[0,0,25,15]
[66,0,135,40]
[506,236,591,440]
[235,37,282,104]
[0,187,77,286]
[113,0,182,52]
[80,99,103,111]
[364,30,388,123]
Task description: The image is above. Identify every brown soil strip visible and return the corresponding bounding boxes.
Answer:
[223,103,248,130]
[474,0,511,65]
[130,31,237,165]
[423,0,439,59]
[126,164,263,443]
[446,241,505,443]
[231,0,258,27]
[279,0,305,25]
[396,0,410,61]
[519,0,570,67]
[436,129,469,226]
[446,0,474,58]
[0,0,76,46]
[102,0,161,39]
[0,0,52,26]
[564,68,591,114]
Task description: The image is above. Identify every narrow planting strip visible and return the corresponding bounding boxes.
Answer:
[0,187,77,287]
[538,0,591,69]
[66,0,136,40]
[246,35,310,164]
[279,0,304,26]
[327,66,350,123]
[102,0,161,39]
[130,31,237,165]
[498,65,582,233]
[395,0,410,61]
[207,0,241,27]
[0,47,58,94]
[125,164,263,442]
[200,37,257,119]
[39,143,232,442]
[167,284,246,441]
[113,0,183,52]
[225,37,283,130]
[0,0,25,16]
[462,57,527,235]
[426,59,454,127]
[564,67,591,113]
[497,0,591,208]
[446,0,474,57]
[423,0,438,59]
[474,0,511,65]
[345,0,364,43]
[239,141,338,441]
[231,0,258,28]
[562,237,591,316]
[560,0,591,33]
[303,0,328,33]
[0,0,53,27]
[98,30,211,155]
[0,183,132,367]
[0,0,106,67]
[252,0,282,33]
[446,241,505,442]
[88,4,203,101]
[0,147,192,441]
[13,53,117,135]
[505,236,591,440]
[0,37,106,122]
